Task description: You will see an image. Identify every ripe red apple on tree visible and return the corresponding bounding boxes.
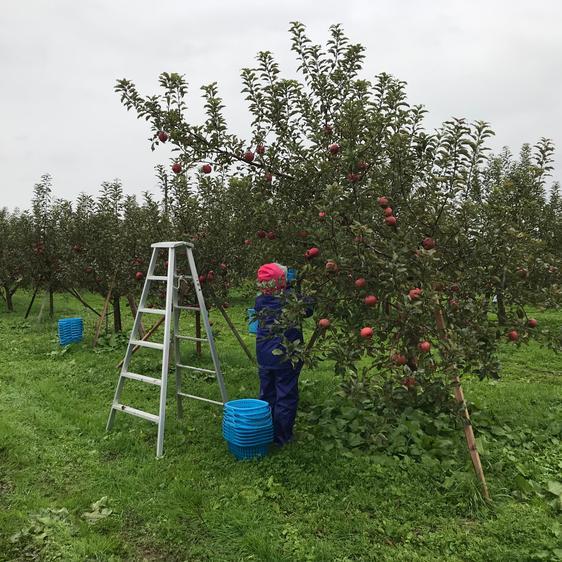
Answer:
[318,318,331,329]
[201,163,212,174]
[84,266,93,274]
[135,271,144,281]
[528,318,538,328]
[198,274,207,284]
[323,123,333,136]
[328,143,340,155]
[266,231,276,240]
[364,295,378,306]
[243,150,255,162]
[418,341,431,353]
[450,283,460,293]
[408,288,422,300]
[385,215,397,226]
[73,244,82,253]
[264,172,273,183]
[219,263,228,271]
[449,299,459,310]
[305,247,320,259]
[516,267,529,279]
[172,162,182,174]
[257,230,266,239]
[383,207,393,217]
[256,144,265,155]
[346,172,360,183]
[157,131,168,143]
[244,239,252,246]
[377,196,389,207]
[318,211,327,219]
[391,353,407,366]
[508,330,519,341]
[207,270,215,281]
[357,161,369,171]
[325,260,338,272]
[402,376,417,389]
[360,326,374,339]
[354,277,366,288]
[422,237,436,250]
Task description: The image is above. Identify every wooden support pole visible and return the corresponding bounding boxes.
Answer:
[116,317,165,369]
[434,307,490,501]
[126,294,145,338]
[64,287,101,317]
[208,287,255,364]
[305,325,323,355]
[24,286,39,319]
[93,277,115,348]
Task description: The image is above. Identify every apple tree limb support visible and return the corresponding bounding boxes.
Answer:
[116,316,165,369]
[24,286,39,319]
[434,307,490,501]
[93,275,116,348]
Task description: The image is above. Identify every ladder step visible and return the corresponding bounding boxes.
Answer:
[176,335,208,342]
[121,371,161,386]
[139,307,167,315]
[176,364,216,374]
[130,339,165,350]
[112,403,159,423]
[176,305,200,311]
[177,392,223,406]
[147,275,168,281]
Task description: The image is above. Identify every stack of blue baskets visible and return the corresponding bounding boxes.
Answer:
[223,399,273,460]
[58,318,84,346]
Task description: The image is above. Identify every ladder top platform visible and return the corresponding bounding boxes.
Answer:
[151,241,194,249]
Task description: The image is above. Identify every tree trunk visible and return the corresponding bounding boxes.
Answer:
[113,295,122,333]
[3,285,14,312]
[25,286,39,319]
[496,289,506,325]
[49,287,54,318]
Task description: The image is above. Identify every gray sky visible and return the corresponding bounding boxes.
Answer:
[1,0,561,210]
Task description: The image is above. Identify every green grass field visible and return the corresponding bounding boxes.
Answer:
[1,291,561,561]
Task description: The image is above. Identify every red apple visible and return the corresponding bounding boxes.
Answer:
[346,172,360,183]
[198,274,207,284]
[528,318,538,328]
[391,353,407,366]
[207,270,215,281]
[449,299,459,310]
[73,244,82,253]
[516,267,529,279]
[328,143,340,155]
[257,230,266,239]
[357,161,369,171]
[256,144,265,155]
[325,260,338,272]
[377,196,389,207]
[383,207,393,217]
[135,271,144,281]
[422,237,436,250]
[354,277,366,288]
[243,150,255,162]
[264,172,273,183]
[318,318,331,329]
[360,326,374,339]
[508,330,519,341]
[244,239,252,246]
[201,163,212,174]
[418,341,431,353]
[385,215,397,226]
[364,295,378,306]
[157,131,168,143]
[220,263,228,271]
[323,124,333,136]
[84,266,93,274]
[172,162,182,174]
[402,376,417,389]
[450,283,460,293]
[266,231,276,240]
[318,211,327,219]
[408,288,422,300]
[305,247,320,259]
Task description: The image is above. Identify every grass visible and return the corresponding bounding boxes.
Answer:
[0,290,561,561]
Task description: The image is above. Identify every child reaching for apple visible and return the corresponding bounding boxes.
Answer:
[254,263,312,446]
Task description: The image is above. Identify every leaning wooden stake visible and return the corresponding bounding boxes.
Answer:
[208,288,255,364]
[126,294,145,338]
[434,307,490,500]
[116,317,164,369]
[93,278,115,348]
[24,286,39,319]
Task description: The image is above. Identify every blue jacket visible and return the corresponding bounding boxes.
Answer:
[254,291,313,370]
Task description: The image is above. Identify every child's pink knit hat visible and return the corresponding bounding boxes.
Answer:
[257,263,287,294]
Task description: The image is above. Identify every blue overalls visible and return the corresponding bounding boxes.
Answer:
[254,292,312,445]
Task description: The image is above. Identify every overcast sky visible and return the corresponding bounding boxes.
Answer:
[1,0,561,211]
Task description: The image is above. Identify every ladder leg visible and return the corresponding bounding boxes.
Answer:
[187,247,229,403]
[106,375,125,431]
[173,280,184,418]
[156,248,175,457]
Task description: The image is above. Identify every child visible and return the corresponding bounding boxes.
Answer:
[254,263,312,446]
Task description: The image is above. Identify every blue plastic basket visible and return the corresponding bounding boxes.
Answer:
[247,308,258,335]
[58,318,83,346]
[287,268,297,283]
[223,399,273,460]
[227,441,269,460]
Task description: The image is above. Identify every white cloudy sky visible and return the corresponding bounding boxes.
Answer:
[1,0,561,210]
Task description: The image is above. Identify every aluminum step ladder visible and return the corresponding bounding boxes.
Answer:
[106,241,228,457]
